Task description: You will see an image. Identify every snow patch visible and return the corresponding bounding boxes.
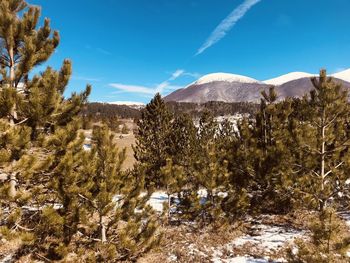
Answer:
[212,256,273,263]
[263,72,316,86]
[147,191,168,212]
[194,73,260,86]
[231,224,303,252]
[107,101,145,106]
[332,68,350,83]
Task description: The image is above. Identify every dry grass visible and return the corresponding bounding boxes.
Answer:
[0,214,308,262]
[113,132,136,171]
[137,223,245,263]
[0,237,22,262]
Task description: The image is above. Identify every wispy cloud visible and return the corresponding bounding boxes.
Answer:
[170,69,185,80]
[196,0,262,55]
[109,83,182,95]
[109,83,156,95]
[109,69,196,95]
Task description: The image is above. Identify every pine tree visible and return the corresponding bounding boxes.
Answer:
[0,0,90,259]
[87,125,127,243]
[192,111,228,224]
[251,88,295,213]
[161,113,201,222]
[133,93,173,190]
[291,70,350,211]
[34,122,92,259]
[217,119,251,220]
[79,125,160,261]
[0,0,90,196]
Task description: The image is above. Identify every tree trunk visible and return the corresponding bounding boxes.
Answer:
[9,46,15,87]
[8,173,17,198]
[9,46,17,126]
[167,186,171,224]
[8,46,18,197]
[100,215,107,243]
[320,109,326,212]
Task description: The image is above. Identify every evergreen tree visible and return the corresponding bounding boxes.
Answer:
[86,125,126,243]
[217,119,251,220]
[33,123,92,259]
[192,112,228,224]
[0,0,90,197]
[159,113,200,222]
[81,125,160,261]
[251,88,295,213]
[291,70,350,211]
[0,0,90,259]
[159,113,198,222]
[133,93,173,190]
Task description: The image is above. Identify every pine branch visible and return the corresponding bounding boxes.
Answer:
[323,161,344,178]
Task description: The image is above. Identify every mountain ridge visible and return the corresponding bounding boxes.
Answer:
[165,69,350,103]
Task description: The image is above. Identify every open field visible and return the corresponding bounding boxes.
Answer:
[114,132,136,170]
[83,119,137,171]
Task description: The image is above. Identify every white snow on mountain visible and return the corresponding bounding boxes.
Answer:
[193,69,350,88]
[332,68,350,83]
[194,73,260,86]
[108,101,145,106]
[263,72,316,86]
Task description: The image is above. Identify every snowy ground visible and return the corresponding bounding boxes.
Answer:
[209,221,304,263]
[166,219,302,263]
[148,192,303,263]
[1,192,349,263]
[148,192,350,263]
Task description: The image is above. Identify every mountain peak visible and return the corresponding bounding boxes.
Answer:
[194,72,260,86]
[263,72,315,86]
[332,68,350,82]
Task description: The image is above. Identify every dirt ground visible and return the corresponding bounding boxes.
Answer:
[114,132,136,170]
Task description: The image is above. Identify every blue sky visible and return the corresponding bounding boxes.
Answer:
[28,0,350,103]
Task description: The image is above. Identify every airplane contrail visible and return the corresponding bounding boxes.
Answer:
[196,0,262,56]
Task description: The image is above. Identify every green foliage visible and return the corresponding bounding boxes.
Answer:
[80,125,160,261]
[0,0,90,259]
[290,70,350,211]
[287,208,350,263]
[133,93,173,189]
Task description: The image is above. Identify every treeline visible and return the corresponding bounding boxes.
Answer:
[82,102,142,120]
[166,101,259,117]
[134,70,350,261]
[81,101,259,125]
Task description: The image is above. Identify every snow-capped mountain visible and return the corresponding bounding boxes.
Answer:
[165,73,269,103]
[164,69,350,103]
[332,69,350,83]
[263,72,316,86]
[194,73,260,85]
